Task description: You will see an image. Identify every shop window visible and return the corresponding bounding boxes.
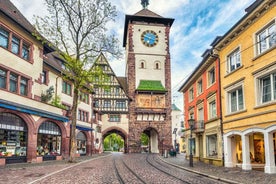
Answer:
[207,134,217,157]
[0,113,28,158]
[37,121,61,157]
[76,132,86,155]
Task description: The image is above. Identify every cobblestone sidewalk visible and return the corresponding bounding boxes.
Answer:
[161,153,276,184]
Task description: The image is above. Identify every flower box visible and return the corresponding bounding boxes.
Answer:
[36,156,43,163]
[0,158,6,166]
[56,155,63,160]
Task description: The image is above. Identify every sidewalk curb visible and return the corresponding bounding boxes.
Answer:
[158,155,242,184]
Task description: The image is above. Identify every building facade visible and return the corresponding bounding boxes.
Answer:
[123,6,174,153]
[0,0,95,165]
[91,53,129,152]
[179,49,223,166]
[214,0,276,173]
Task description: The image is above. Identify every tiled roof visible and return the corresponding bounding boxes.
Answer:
[172,104,181,111]
[0,0,35,34]
[134,9,163,18]
[117,77,128,94]
[137,80,167,92]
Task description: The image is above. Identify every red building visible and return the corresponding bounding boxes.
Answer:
[179,47,223,166]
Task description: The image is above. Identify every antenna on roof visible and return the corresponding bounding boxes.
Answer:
[141,0,149,9]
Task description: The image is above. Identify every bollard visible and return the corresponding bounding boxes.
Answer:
[164,149,168,158]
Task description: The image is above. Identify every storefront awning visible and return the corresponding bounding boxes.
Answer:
[0,99,69,122]
[71,124,93,131]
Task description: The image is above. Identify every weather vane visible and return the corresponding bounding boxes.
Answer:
[141,0,149,9]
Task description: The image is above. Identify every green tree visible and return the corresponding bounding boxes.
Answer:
[141,133,149,146]
[103,133,124,151]
[35,0,121,162]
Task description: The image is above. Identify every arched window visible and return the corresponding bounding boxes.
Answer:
[77,132,87,155]
[140,61,146,69]
[37,121,61,158]
[0,113,28,158]
[154,61,161,69]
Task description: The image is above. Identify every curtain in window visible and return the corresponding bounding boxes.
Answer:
[238,88,244,110]
[262,76,271,103]
[9,74,17,92]
[11,36,20,54]
[230,91,237,112]
[0,69,6,89]
[20,77,28,96]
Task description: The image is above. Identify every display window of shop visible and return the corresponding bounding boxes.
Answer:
[76,132,86,155]
[0,113,28,157]
[37,121,61,157]
[207,134,217,157]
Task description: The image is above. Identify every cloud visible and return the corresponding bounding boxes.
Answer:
[10,0,256,109]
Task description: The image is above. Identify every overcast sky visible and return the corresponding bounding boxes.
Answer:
[10,0,254,111]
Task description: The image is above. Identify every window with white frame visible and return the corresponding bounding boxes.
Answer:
[227,47,241,72]
[207,134,217,157]
[189,88,194,101]
[227,86,244,113]
[197,79,203,95]
[209,100,216,119]
[109,114,120,122]
[198,107,203,121]
[256,21,276,55]
[208,67,215,86]
[103,100,111,108]
[256,71,276,104]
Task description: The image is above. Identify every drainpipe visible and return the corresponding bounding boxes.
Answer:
[214,49,224,167]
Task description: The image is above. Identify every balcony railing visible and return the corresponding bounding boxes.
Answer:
[193,120,205,133]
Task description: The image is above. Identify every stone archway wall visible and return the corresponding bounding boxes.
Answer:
[102,126,128,153]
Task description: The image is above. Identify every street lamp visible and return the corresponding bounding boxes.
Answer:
[188,118,195,167]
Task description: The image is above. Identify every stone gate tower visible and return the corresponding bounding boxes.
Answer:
[123,1,174,153]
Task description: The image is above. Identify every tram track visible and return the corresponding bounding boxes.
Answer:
[145,154,192,184]
[151,154,234,184]
[113,156,147,184]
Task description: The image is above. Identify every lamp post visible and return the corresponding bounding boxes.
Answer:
[188,118,195,167]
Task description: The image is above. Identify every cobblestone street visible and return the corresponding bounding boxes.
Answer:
[1,152,276,184]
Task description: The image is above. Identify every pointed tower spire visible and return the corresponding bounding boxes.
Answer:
[141,0,149,9]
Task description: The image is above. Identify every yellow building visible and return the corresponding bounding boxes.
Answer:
[213,0,276,173]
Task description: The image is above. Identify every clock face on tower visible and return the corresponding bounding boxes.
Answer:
[141,30,159,47]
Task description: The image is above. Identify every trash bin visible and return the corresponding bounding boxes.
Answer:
[164,150,168,158]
